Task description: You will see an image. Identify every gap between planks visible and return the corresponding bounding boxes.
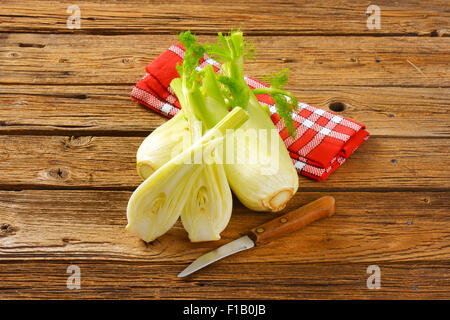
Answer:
[0,185,449,192]
[0,30,448,37]
[1,0,448,37]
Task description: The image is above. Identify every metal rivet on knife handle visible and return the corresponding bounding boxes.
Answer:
[247,196,336,246]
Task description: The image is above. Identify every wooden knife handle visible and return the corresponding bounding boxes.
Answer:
[247,196,336,246]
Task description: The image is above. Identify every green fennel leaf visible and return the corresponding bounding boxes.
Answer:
[176,31,206,89]
[254,68,300,138]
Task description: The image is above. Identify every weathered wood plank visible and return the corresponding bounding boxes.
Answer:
[1,190,448,263]
[0,0,448,36]
[0,260,448,299]
[0,190,448,299]
[0,135,448,189]
[1,34,449,87]
[0,84,449,137]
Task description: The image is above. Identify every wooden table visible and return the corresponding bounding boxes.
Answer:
[0,0,449,300]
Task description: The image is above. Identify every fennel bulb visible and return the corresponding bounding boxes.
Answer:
[127,107,248,242]
[136,31,299,212]
[136,111,188,180]
[180,161,232,242]
[129,31,250,243]
[223,94,298,212]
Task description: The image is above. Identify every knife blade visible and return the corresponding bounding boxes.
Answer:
[178,196,336,278]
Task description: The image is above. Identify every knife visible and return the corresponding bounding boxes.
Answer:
[178,195,336,278]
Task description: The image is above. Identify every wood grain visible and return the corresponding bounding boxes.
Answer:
[1,0,449,300]
[1,190,447,264]
[0,84,449,137]
[0,135,448,189]
[0,261,448,299]
[0,0,448,36]
[1,34,449,87]
[0,190,448,299]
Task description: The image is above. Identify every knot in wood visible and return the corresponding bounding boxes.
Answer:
[329,102,345,112]
[0,224,17,237]
[63,136,93,149]
[48,167,69,180]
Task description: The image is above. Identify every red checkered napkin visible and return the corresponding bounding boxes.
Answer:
[131,44,369,181]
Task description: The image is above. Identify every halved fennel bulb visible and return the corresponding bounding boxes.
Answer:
[127,160,202,242]
[127,108,247,242]
[180,148,233,242]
